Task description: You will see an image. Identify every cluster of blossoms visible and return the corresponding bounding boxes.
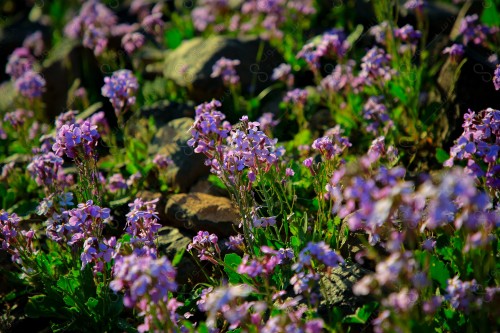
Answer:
[110,253,180,332]
[237,246,293,278]
[443,44,465,64]
[297,29,349,71]
[362,96,394,135]
[199,284,266,330]
[311,126,351,160]
[27,153,64,187]
[0,210,35,265]
[52,120,100,159]
[444,108,500,190]
[446,276,500,312]
[38,192,75,243]
[359,47,396,85]
[5,47,34,79]
[125,198,161,248]
[64,0,118,55]
[107,173,128,193]
[458,14,497,46]
[290,242,344,295]
[3,109,33,130]
[15,70,46,99]
[187,230,220,264]
[64,201,111,247]
[283,88,308,107]
[22,30,44,57]
[494,66,500,91]
[191,0,230,32]
[101,69,139,115]
[319,61,357,95]
[211,57,241,86]
[394,24,422,45]
[5,47,45,99]
[257,112,280,132]
[121,32,145,54]
[272,63,294,88]
[189,101,285,185]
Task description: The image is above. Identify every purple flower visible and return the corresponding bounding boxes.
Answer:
[226,234,244,250]
[297,29,349,71]
[108,173,128,193]
[443,44,465,64]
[5,47,33,79]
[404,0,425,11]
[272,63,294,87]
[445,276,482,312]
[211,57,241,86]
[23,31,44,57]
[394,24,422,44]
[27,153,64,187]
[121,32,145,54]
[311,126,351,160]
[15,70,45,99]
[64,0,117,55]
[111,253,177,308]
[359,47,395,85]
[125,198,161,247]
[257,112,280,132]
[284,88,308,106]
[52,121,100,159]
[153,154,172,169]
[187,230,220,263]
[101,69,139,115]
[494,66,500,91]
[362,96,393,135]
[459,14,496,45]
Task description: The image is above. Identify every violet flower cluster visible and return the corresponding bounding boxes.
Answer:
[125,198,161,248]
[443,44,465,64]
[52,120,100,159]
[64,0,118,55]
[0,210,35,265]
[290,242,344,295]
[110,253,179,332]
[211,57,241,87]
[237,246,292,278]
[444,108,500,189]
[311,125,351,160]
[187,230,220,264]
[297,29,349,71]
[362,96,394,135]
[101,69,139,116]
[458,14,497,46]
[27,152,64,187]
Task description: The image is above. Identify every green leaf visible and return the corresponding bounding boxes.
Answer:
[389,82,408,103]
[172,248,185,267]
[429,254,451,289]
[436,148,450,164]
[165,28,183,49]
[223,253,242,284]
[481,1,500,26]
[57,276,80,293]
[85,297,99,309]
[343,301,378,324]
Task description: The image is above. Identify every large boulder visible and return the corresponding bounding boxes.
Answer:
[150,117,209,192]
[157,226,203,284]
[161,36,283,102]
[164,192,240,236]
[318,262,373,315]
[41,40,103,121]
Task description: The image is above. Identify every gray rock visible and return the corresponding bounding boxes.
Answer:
[161,36,283,102]
[41,40,102,121]
[156,226,203,284]
[164,192,240,237]
[151,117,209,192]
[318,262,373,315]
